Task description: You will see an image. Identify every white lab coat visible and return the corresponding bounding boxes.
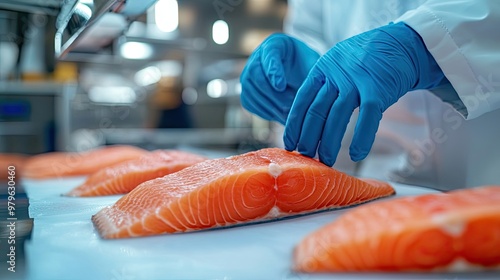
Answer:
[281,0,500,190]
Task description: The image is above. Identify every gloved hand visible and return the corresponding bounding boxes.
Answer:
[284,22,446,166]
[240,33,320,124]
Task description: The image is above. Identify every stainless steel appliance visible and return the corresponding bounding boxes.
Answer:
[0,0,158,58]
[0,82,75,154]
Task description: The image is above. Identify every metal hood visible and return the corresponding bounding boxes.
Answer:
[55,0,158,58]
[0,0,63,15]
[0,0,157,58]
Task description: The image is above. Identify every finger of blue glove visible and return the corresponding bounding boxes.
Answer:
[261,47,287,92]
[297,83,339,158]
[349,99,383,162]
[283,70,325,151]
[317,91,358,167]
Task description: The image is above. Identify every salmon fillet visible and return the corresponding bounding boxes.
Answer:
[0,154,28,181]
[294,185,500,272]
[92,148,395,239]
[66,150,207,197]
[23,145,148,179]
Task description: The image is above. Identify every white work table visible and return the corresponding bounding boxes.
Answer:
[20,176,498,280]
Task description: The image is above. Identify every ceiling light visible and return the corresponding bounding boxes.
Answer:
[120,42,153,60]
[79,0,94,5]
[207,79,227,98]
[134,66,162,87]
[235,82,242,95]
[156,60,183,77]
[212,20,229,45]
[88,87,137,104]
[155,0,179,32]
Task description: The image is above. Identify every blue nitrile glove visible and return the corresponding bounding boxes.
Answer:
[284,22,446,166]
[240,33,320,125]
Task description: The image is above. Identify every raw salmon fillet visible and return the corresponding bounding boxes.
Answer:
[66,150,207,197]
[0,154,28,181]
[23,145,148,179]
[92,148,395,239]
[294,186,500,272]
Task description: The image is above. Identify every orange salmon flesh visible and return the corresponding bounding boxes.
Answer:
[0,154,28,181]
[92,148,395,238]
[23,145,148,179]
[66,150,207,197]
[294,185,500,272]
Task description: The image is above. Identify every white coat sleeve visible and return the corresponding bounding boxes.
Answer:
[284,0,329,55]
[396,0,500,120]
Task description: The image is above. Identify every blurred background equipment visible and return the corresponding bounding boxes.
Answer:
[0,82,75,154]
[147,75,193,129]
[0,0,287,154]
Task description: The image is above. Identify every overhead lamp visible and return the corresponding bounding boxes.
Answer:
[156,60,183,77]
[235,82,242,95]
[155,0,179,32]
[134,66,162,87]
[212,20,229,45]
[79,0,94,5]
[207,79,228,98]
[88,86,137,104]
[120,42,154,60]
